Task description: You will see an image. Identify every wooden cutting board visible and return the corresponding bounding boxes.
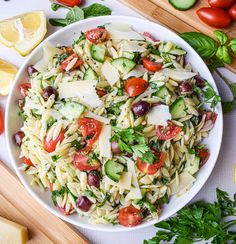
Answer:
[0,161,90,244]
[119,0,236,74]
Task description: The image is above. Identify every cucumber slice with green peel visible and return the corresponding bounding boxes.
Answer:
[90,44,106,63]
[83,68,98,80]
[170,98,186,119]
[188,156,200,175]
[122,51,135,60]
[104,160,124,182]
[58,102,85,121]
[111,57,136,74]
[169,0,197,11]
[155,86,170,99]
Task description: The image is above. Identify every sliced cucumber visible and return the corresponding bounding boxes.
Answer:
[83,68,98,80]
[170,98,186,119]
[90,44,106,63]
[188,156,200,175]
[169,0,197,11]
[122,51,135,60]
[58,101,85,121]
[104,160,124,183]
[155,86,170,99]
[111,57,136,74]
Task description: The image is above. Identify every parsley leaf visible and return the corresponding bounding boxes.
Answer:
[51,186,68,206]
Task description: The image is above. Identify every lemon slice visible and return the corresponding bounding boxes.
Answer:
[0,59,18,96]
[0,11,47,56]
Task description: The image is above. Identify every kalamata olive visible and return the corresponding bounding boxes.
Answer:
[132,101,150,117]
[111,141,121,154]
[43,86,58,100]
[195,75,205,88]
[76,196,92,212]
[179,81,193,94]
[27,65,38,76]
[87,171,100,188]
[14,131,25,146]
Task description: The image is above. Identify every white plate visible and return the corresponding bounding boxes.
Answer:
[5,16,223,232]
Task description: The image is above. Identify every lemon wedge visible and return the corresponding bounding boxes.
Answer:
[0,11,47,56]
[0,59,18,96]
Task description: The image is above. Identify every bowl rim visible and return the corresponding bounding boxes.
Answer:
[5,15,223,232]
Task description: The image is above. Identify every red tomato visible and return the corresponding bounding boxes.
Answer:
[96,89,107,97]
[57,0,81,7]
[23,157,34,166]
[118,205,142,227]
[19,83,31,97]
[0,107,4,135]
[156,121,182,141]
[197,7,232,28]
[65,46,74,55]
[58,206,74,215]
[208,0,235,9]
[73,147,101,171]
[49,182,54,192]
[18,99,25,110]
[61,53,83,71]
[143,32,158,42]
[229,4,236,20]
[197,147,210,167]
[78,118,102,147]
[142,58,162,72]
[137,152,166,175]
[124,77,149,97]
[44,130,65,153]
[202,111,218,123]
[85,28,108,44]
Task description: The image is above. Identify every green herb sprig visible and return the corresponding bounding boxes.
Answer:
[49,3,112,27]
[180,31,236,113]
[145,189,236,244]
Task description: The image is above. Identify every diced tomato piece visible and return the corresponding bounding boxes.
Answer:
[19,83,31,97]
[58,205,74,216]
[156,121,182,140]
[142,57,162,72]
[143,32,158,42]
[49,182,54,192]
[65,47,74,55]
[118,205,142,227]
[96,89,107,97]
[0,107,4,135]
[197,146,210,167]
[23,157,34,166]
[61,53,83,71]
[44,130,65,153]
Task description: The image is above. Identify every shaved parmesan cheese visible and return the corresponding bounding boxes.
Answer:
[58,80,102,108]
[101,60,120,86]
[146,105,171,126]
[34,43,62,72]
[132,89,156,105]
[105,23,144,40]
[121,41,146,52]
[125,186,142,201]
[86,111,110,124]
[99,125,111,159]
[162,68,197,81]
[123,65,146,80]
[170,172,196,195]
[104,172,132,190]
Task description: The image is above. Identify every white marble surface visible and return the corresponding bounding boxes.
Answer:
[0,0,236,243]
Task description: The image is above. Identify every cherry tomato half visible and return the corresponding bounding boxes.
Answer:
[229,4,236,20]
[73,147,101,171]
[61,53,84,71]
[137,152,166,175]
[156,121,182,141]
[0,107,4,135]
[202,111,218,124]
[57,0,81,7]
[19,83,31,97]
[124,77,149,97]
[197,7,232,28]
[44,130,65,153]
[208,0,235,9]
[23,157,34,166]
[85,28,108,44]
[143,32,158,42]
[78,118,102,147]
[118,205,142,227]
[142,58,162,73]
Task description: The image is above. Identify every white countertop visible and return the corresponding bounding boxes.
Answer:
[0,0,236,243]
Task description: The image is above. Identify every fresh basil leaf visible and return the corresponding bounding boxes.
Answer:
[180,32,217,59]
[222,100,236,113]
[229,38,236,54]
[213,30,228,46]
[83,3,111,18]
[49,18,67,27]
[216,46,232,64]
[207,57,224,72]
[66,6,84,25]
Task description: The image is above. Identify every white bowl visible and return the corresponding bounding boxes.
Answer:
[5,16,223,232]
